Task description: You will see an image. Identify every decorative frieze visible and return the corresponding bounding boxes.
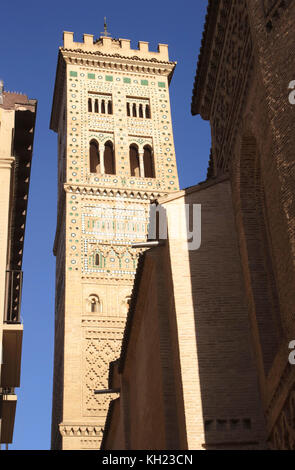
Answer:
[59,424,104,438]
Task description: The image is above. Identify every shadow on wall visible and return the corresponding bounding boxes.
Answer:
[183,177,267,449]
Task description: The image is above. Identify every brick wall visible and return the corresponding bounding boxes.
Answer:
[102,178,267,449]
[192,0,295,448]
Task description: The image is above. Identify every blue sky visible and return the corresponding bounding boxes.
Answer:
[1,0,211,449]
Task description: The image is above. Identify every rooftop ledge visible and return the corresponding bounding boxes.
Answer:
[62,32,170,62]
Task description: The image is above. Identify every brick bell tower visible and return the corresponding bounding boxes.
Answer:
[50,28,179,450]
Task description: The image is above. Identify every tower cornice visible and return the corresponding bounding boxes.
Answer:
[61,48,176,81]
[64,183,166,200]
[61,47,176,67]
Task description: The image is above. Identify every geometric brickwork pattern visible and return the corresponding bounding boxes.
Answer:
[84,336,121,416]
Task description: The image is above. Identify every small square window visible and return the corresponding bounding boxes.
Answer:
[105,75,113,82]
[70,71,77,77]
[158,81,166,88]
[88,73,95,79]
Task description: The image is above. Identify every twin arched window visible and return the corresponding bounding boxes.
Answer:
[89,140,155,178]
[89,140,115,175]
[129,144,155,178]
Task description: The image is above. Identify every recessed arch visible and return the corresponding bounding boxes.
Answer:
[87,294,102,313]
[132,103,137,117]
[129,144,140,177]
[89,139,100,173]
[121,295,131,314]
[139,104,143,118]
[104,140,115,175]
[143,144,155,178]
[145,104,151,119]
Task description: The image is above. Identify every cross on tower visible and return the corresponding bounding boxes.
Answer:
[101,17,111,37]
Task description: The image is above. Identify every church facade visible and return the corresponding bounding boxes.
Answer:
[192,0,295,449]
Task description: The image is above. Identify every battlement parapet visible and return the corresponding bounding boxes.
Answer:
[63,32,170,62]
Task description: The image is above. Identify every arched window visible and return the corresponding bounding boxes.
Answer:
[139,104,143,118]
[122,296,131,314]
[104,141,115,175]
[94,99,99,113]
[95,254,100,266]
[107,100,113,114]
[101,100,105,114]
[132,103,137,117]
[145,104,151,119]
[89,140,100,173]
[127,102,130,116]
[143,145,155,178]
[88,294,101,313]
[129,145,140,177]
[88,98,92,113]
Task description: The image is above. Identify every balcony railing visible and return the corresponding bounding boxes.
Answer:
[4,270,23,324]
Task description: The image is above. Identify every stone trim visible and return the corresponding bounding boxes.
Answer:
[65,183,164,200]
[59,423,104,437]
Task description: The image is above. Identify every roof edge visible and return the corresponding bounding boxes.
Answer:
[50,50,65,132]
[191,0,219,117]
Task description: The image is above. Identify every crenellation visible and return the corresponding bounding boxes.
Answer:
[120,38,131,51]
[138,41,149,53]
[83,34,94,46]
[62,32,170,62]
[63,31,74,48]
[157,44,169,60]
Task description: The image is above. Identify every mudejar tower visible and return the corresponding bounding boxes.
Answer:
[50,29,179,450]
